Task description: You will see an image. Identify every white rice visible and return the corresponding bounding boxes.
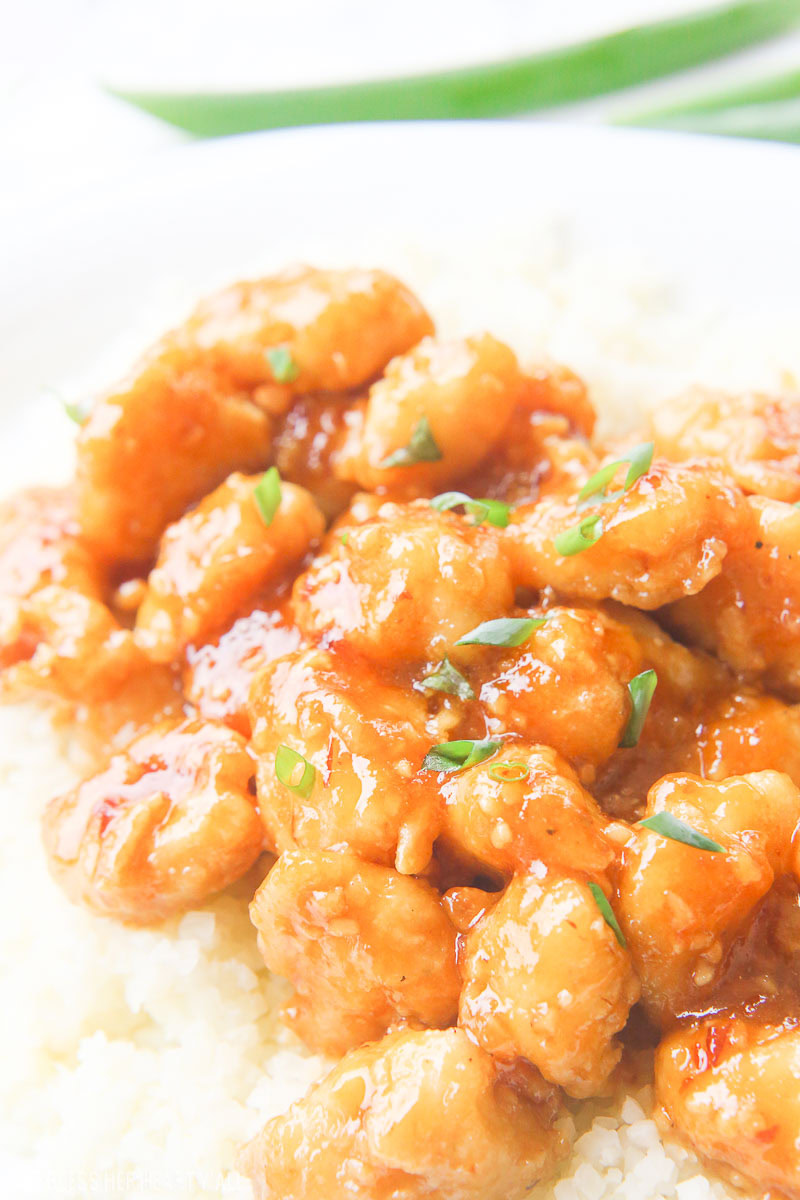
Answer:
[4,237,799,1198]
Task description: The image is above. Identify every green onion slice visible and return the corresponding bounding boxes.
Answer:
[422,737,501,773]
[638,811,724,853]
[379,416,442,468]
[577,441,654,508]
[274,744,316,799]
[588,882,627,948]
[554,513,604,557]
[64,400,88,425]
[456,616,546,648]
[266,345,300,384]
[420,656,475,700]
[253,466,282,527]
[488,760,529,783]
[619,668,657,748]
[431,491,510,528]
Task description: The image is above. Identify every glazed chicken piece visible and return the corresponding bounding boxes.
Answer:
[177,265,433,399]
[439,742,615,884]
[656,1015,800,1198]
[652,386,800,502]
[667,495,800,699]
[183,599,301,736]
[135,473,324,662]
[292,499,515,667]
[272,392,362,518]
[0,487,104,603]
[476,604,643,771]
[506,458,744,609]
[250,849,461,1055]
[249,648,435,873]
[240,1027,571,1200]
[341,334,526,494]
[617,771,800,1026]
[459,870,639,1098]
[43,718,264,923]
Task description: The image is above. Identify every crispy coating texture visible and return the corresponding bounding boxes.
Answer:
[239,1027,571,1200]
[43,718,263,923]
[459,871,640,1098]
[250,850,460,1055]
[656,1016,800,1199]
[136,473,324,661]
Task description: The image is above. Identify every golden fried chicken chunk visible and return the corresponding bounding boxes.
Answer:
[135,473,323,661]
[77,345,272,563]
[292,500,515,667]
[0,487,103,602]
[43,718,264,923]
[653,387,800,502]
[342,334,525,494]
[459,870,639,1098]
[656,1015,800,1198]
[239,1027,570,1200]
[506,459,743,609]
[477,604,643,769]
[249,648,434,873]
[250,849,460,1055]
[617,771,800,1026]
[178,265,433,396]
[667,495,800,699]
[439,743,615,884]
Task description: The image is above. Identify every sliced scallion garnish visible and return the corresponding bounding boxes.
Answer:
[619,668,657,748]
[64,400,88,425]
[488,760,529,783]
[420,656,475,701]
[455,616,546,648]
[253,466,282,527]
[266,345,300,384]
[422,737,501,773]
[577,441,654,508]
[431,491,510,528]
[554,513,603,557]
[379,416,442,468]
[638,811,724,853]
[588,882,627,948]
[274,744,316,799]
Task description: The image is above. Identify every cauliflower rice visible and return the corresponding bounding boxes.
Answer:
[3,226,800,1199]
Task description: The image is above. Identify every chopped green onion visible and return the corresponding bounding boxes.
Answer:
[420,656,475,701]
[554,513,603,557]
[622,97,800,144]
[431,491,510,528]
[455,616,546,648]
[64,400,88,425]
[578,442,654,508]
[638,811,724,853]
[488,760,529,783]
[619,668,657,748]
[619,65,800,123]
[422,738,501,774]
[109,1,800,136]
[253,466,282,527]
[266,345,299,384]
[274,744,316,799]
[588,882,627,948]
[379,416,442,469]
[340,531,349,546]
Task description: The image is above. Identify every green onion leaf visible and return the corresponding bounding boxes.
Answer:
[420,656,475,701]
[431,491,510,528]
[422,737,501,773]
[275,744,316,799]
[64,400,88,425]
[554,514,603,557]
[253,466,282,526]
[619,668,657,748]
[266,345,299,384]
[379,416,442,469]
[588,882,627,948]
[578,441,654,507]
[488,760,529,783]
[638,811,724,854]
[340,531,349,546]
[109,1,800,136]
[455,616,546,648]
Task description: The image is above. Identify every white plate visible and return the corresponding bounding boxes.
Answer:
[2,120,800,495]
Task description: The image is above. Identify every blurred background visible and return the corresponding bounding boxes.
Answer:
[4,0,800,216]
